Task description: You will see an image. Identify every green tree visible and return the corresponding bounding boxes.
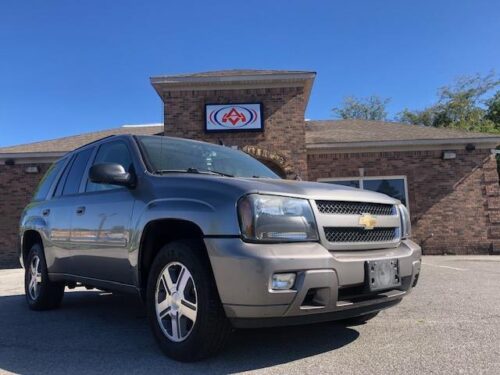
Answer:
[398,72,500,133]
[485,91,500,124]
[332,95,390,121]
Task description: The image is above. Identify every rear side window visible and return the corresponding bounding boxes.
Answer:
[62,148,94,196]
[86,141,133,192]
[53,155,74,197]
[32,160,65,201]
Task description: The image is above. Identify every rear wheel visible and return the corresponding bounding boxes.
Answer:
[24,243,65,310]
[146,240,230,362]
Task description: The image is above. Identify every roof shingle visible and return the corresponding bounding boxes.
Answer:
[0,125,163,154]
[306,119,500,145]
[1,120,499,155]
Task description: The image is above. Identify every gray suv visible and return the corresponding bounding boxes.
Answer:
[19,134,421,361]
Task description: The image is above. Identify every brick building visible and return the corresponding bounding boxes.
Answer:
[1,70,499,267]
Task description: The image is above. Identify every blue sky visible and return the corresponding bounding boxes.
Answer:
[1,0,499,147]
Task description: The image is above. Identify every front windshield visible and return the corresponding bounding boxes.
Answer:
[136,136,280,179]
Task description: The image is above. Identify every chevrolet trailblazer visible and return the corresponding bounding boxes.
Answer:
[19,134,421,361]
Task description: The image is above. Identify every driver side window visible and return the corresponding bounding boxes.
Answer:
[86,141,133,192]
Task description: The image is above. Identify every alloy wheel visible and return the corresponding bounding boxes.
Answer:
[155,262,198,342]
[28,255,42,300]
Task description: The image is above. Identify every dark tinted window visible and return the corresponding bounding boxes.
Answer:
[62,148,94,195]
[53,156,74,197]
[33,160,65,201]
[364,178,407,206]
[86,141,133,192]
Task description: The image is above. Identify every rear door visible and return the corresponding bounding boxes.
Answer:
[69,139,137,284]
[30,158,69,273]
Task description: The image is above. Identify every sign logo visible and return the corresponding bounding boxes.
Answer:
[359,213,377,230]
[222,108,247,126]
[206,103,262,132]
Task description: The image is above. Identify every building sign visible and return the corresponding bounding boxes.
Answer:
[205,103,263,132]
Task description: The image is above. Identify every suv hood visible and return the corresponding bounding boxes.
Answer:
[150,174,399,205]
[218,176,399,205]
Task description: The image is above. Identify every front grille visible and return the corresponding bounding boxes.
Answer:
[316,201,395,216]
[324,227,398,243]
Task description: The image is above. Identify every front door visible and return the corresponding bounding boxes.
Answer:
[69,140,136,285]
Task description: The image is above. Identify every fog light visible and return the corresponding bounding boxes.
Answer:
[271,273,296,290]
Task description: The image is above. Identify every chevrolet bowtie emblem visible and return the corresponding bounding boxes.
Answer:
[359,213,377,230]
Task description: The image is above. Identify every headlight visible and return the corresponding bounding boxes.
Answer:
[238,194,319,242]
[398,204,411,239]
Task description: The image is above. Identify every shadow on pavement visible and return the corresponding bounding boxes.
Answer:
[0,290,359,374]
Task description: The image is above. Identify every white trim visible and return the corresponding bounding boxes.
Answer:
[121,123,163,128]
[307,143,497,155]
[150,72,316,85]
[0,152,65,164]
[150,72,316,106]
[318,175,410,213]
[306,137,500,151]
[0,151,65,159]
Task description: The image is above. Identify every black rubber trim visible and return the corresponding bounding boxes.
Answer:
[229,299,401,329]
[132,135,156,173]
[48,273,139,294]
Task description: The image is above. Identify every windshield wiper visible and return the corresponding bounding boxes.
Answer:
[154,168,234,177]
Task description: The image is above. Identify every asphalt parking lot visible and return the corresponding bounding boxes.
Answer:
[0,255,499,375]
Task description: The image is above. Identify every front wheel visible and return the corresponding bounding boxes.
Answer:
[146,240,230,362]
[24,243,65,310]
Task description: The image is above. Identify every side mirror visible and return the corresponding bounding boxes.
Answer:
[89,163,135,188]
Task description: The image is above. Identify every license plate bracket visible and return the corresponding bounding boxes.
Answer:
[366,259,401,292]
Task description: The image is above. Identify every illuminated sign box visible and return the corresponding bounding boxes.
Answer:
[205,103,263,132]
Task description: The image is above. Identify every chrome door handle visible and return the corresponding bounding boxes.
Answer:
[76,206,86,215]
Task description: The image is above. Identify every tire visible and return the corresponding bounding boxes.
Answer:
[24,243,65,310]
[146,239,231,362]
[339,311,379,326]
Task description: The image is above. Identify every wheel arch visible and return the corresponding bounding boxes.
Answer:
[138,218,207,298]
[21,230,44,267]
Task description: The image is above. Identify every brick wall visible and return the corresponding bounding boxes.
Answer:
[0,164,49,268]
[161,87,309,179]
[308,149,499,255]
[0,142,497,267]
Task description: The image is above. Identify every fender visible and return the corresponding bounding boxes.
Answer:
[19,215,49,267]
[128,197,241,286]
[22,215,49,234]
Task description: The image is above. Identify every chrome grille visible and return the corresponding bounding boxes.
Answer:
[316,201,395,216]
[324,227,398,243]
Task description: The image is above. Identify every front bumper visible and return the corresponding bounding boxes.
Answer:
[204,238,421,328]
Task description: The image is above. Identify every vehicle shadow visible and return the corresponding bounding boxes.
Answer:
[0,290,359,374]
